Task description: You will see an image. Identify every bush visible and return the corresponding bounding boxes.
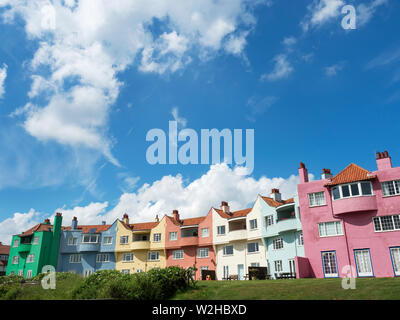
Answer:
[0,275,25,285]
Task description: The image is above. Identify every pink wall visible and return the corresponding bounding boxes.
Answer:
[297,157,400,278]
[295,256,314,278]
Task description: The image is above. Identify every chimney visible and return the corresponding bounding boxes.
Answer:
[72,217,78,230]
[172,210,180,222]
[271,189,282,202]
[155,215,159,223]
[123,213,129,225]
[44,218,50,224]
[299,162,309,183]
[376,150,392,171]
[321,168,333,180]
[220,201,230,214]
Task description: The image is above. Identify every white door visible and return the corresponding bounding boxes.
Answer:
[289,259,296,274]
[322,251,338,277]
[390,248,400,276]
[354,249,373,277]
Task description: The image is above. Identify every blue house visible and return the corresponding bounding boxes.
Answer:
[259,189,304,279]
[57,217,117,276]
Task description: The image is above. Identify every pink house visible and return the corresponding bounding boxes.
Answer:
[296,151,400,278]
[165,209,216,280]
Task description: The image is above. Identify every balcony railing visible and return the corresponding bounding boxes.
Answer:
[228,229,247,241]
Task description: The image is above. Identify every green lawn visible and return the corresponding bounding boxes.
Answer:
[172,278,400,300]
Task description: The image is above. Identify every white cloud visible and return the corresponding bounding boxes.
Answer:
[282,36,297,47]
[301,0,344,31]
[0,163,304,243]
[324,62,345,76]
[1,0,265,164]
[0,63,7,99]
[261,54,293,81]
[357,0,388,27]
[171,107,187,128]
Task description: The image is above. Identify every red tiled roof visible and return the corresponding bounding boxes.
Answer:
[63,225,111,233]
[18,223,54,237]
[325,163,376,186]
[214,208,252,219]
[166,215,206,226]
[0,243,10,255]
[261,196,294,208]
[130,221,159,231]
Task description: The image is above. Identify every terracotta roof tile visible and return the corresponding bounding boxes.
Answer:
[166,215,206,226]
[261,196,294,208]
[325,163,376,186]
[19,223,54,237]
[130,222,159,231]
[214,208,252,219]
[0,243,10,255]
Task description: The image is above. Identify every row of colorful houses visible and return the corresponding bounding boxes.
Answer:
[5,151,400,280]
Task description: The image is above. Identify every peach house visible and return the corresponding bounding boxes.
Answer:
[165,210,216,280]
[296,151,400,278]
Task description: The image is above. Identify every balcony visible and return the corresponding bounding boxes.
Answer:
[17,243,31,253]
[180,236,199,247]
[78,243,100,252]
[265,217,300,236]
[332,195,377,215]
[228,229,247,241]
[131,241,150,250]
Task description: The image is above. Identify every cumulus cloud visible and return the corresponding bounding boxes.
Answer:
[0,163,305,243]
[1,0,265,164]
[261,54,293,81]
[324,61,345,76]
[0,63,7,99]
[357,0,388,27]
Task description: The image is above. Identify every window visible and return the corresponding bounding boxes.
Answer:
[169,232,178,241]
[272,238,284,250]
[33,236,39,245]
[120,235,129,244]
[247,242,259,253]
[197,248,209,258]
[354,249,373,277]
[390,247,400,276]
[382,180,400,197]
[103,236,113,245]
[27,254,35,263]
[297,232,304,246]
[84,270,93,277]
[148,251,160,261]
[332,181,374,200]
[173,250,184,260]
[26,270,32,279]
[12,256,19,264]
[373,215,400,232]
[123,253,134,262]
[217,225,226,235]
[274,260,283,272]
[81,234,99,243]
[121,269,130,275]
[266,215,274,226]
[250,262,260,267]
[153,233,161,242]
[68,237,78,246]
[13,239,18,248]
[308,192,326,207]
[201,228,209,238]
[136,269,143,273]
[223,245,234,256]
[96,253,109,263]
[69,254,81,263]
[200,266,209,272]
[223,266,229,279]
[322,251,338,277]
[18,270,23,276]
[318,221,343,237]
[249,219,258,230]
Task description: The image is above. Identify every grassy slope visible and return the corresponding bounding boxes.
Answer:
[172,278,400,300]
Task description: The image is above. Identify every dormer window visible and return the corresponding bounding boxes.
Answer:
[332,181,373,200]
[81,234,99,244]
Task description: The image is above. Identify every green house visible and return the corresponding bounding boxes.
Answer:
[6,213,63,278]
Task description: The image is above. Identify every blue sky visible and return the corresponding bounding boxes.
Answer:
[0,0,399,243]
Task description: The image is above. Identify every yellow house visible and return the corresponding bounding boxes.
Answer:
[115,213,167,274]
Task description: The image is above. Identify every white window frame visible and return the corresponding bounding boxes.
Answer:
[122,253,134,262]
[217,225,226,235]
[272,237,284,250]
[354,249,373,277]
[33,236,39,245]
[332,181,374,200]
[173,250,184,260]
[266,215,274,226]
[381,180,400,197]
[18,270,23,276]
[322,251,339,278]
[274,260,283,272]
[197,248,209,258]
[390,247,400,276]
[12,256,19,264]
[223,245,234,256]
[223,265,229,279]
[318,221,344,237]
[121,269,130,275]
[27,254,35,263]
[68,237,78,246]
[148,251,160,261]
[297,232,304,246]
[249,219,258,230]
[96,253,110,263]
[201,228,209,238]
[120,235,129,245]
[153,233,162,242]
[13,239,19,248]
[103,236,113,245]
[81,234,100,244]
[308,191,326,207]
[373,215,400,233]
[247,242,259,253]
[169,232,178,241]
[69,254,82,264]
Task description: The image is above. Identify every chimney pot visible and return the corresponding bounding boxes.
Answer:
[321,168,333,180]
[220,201,230,214]
[376,150,392,170]
[271,189,281,202]
[102,221,106,225]
[299,162,309,183]
[72,217,78,230]
[155,215,159,222]
[123,213,129,225]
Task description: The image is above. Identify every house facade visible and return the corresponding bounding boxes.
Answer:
[6,213,62,278]
[165,210,215,280]
[297,151,400,278]
[115,214,166,274]
[57,217,116,276]
[0,242,10,276]
[213,201,267,280]
[260,190,304,278]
